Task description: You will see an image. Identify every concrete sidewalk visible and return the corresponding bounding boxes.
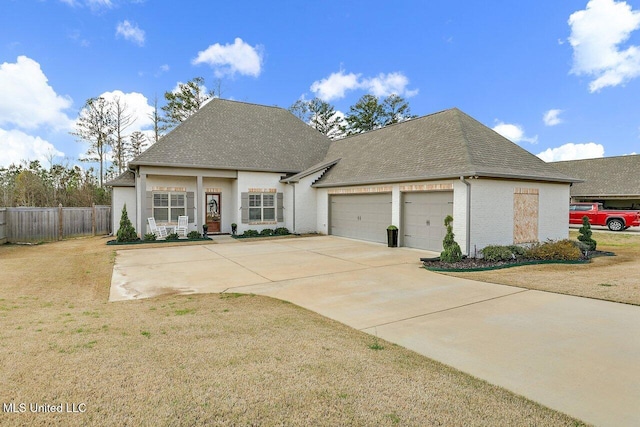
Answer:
[110,236,640,426]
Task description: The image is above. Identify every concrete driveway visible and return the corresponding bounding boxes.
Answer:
[110,236,640,427]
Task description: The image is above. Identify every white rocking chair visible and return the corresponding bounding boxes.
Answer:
[147,217,168,239]
[175,215,188,237]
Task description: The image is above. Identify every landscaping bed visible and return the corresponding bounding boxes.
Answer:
[423,257,591,272]
[106,236,212,245]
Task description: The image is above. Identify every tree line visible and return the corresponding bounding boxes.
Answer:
[1,76,416,207]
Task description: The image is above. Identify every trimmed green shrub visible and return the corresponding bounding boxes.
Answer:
[578,216,597,251]
[274,227,290,235]
[481,245,515,262]
[116,204,138,242]
[242,229,260,237]
[526,239,582,261]
[260,228,274,236]
[440,215,462,263]
[187,231,201,239]
[387,225,398,230]
[166,233,180,241]
[143,233,157,241]
[507,245,528,257]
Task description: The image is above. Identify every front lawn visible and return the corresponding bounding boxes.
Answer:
[0,237,584,426]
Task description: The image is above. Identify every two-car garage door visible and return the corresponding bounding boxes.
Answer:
[329,194,392,244]
[329,191,453,251]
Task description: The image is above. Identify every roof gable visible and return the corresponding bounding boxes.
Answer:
[130,99,332,173]
[314,108,575,187]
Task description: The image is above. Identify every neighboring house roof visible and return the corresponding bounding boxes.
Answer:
[106,170,135,187]
[129,98,332,173]
[314,108,576,188]
[551,155,640,198]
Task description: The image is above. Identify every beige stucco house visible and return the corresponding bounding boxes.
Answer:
[109,99,576,255]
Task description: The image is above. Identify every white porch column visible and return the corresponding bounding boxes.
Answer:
[196,175,204,232]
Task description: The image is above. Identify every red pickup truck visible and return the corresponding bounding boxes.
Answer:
[570,203,640,231]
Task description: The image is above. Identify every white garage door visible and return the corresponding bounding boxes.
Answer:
[330,193,392,244]
[402,191,453,251]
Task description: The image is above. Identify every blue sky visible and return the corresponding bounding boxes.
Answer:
[1,0,640,169]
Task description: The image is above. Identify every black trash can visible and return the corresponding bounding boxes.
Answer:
[387,227,398,247]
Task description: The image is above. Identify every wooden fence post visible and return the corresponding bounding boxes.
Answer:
[58,204,63,241]
[92,203,96,236]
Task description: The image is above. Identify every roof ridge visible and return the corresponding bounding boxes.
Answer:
[208,97,286,111]
[551,153,639,164]
[336,107,460,142]
[450,109,477,175]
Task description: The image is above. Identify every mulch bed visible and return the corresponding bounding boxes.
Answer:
[422,251,615,272]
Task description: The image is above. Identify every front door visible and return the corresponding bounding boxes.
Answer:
[205,193,221,233]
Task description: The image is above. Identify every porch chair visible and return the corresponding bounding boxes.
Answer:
[147,217,168,239]
[175,215,188,237]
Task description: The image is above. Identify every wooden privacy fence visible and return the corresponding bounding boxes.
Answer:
[0,205,111,244]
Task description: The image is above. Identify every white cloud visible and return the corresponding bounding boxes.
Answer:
[192,38,263,77]
[98,90,154,132]
[543,109,563,126]
[310,70,418,101]
[0,128,64,167]
[568,0,640,92]
[363,72,419,98]
[0,56,73,131]
[310,70,361,101]
[492,121,538,144]
[116,20,145,47]
[537,142,605,161]
[60,0,114,10]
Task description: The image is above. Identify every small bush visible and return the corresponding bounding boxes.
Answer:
[481,245,515,262]
[526,239,582,261]
[578,216,597,251]
[274,227,290,235]
[260,228,274,236]
[440,215,462,263]
[187,231,201,239]
[507,245,528,257]
[116,204,138,242]
[143,233,157,241]
[166,233,180,241]
[242,229,259,237]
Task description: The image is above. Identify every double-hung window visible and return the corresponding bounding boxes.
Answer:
[249,193,275,222]
[153,192,186,222]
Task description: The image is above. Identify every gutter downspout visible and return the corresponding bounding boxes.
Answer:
[460,176,471,257]
[292,183,296,234]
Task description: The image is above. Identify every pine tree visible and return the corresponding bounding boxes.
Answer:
[116,204,138,242]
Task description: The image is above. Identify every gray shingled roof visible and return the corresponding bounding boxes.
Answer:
[314,108,576,187]
[106,170,135,187]
[551,155,640,197]
[130,99,332,173]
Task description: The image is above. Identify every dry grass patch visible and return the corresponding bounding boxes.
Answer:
[443,231,640,305]
[0,237,585,426]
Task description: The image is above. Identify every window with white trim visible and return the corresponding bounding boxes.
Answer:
[249,193,275,222]
[153,192,186,222]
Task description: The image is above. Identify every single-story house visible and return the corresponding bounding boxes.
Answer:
[551,155,640,210]
[109,99,576,255]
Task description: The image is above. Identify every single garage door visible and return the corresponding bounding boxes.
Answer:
[402,191,453,251]
[330,193,392,244]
